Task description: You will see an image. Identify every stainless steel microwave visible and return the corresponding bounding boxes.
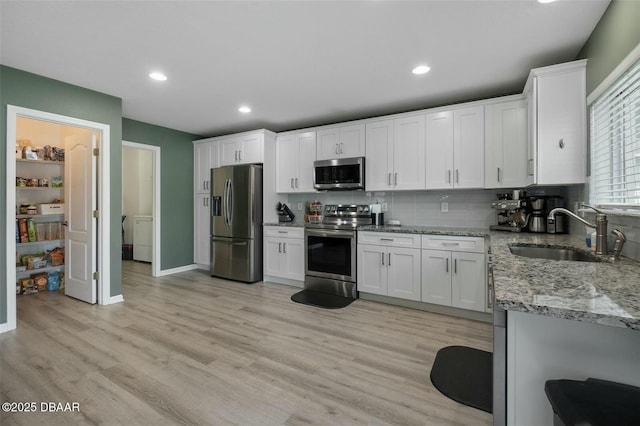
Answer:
[313,157,365,191]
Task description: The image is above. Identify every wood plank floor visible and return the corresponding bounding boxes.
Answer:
[1,261,493,425]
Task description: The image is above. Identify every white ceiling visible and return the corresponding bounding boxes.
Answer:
[1,0,610,137]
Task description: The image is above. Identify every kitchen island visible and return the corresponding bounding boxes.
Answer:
[490,231,640,425]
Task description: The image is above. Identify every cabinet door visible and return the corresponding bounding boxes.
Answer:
[220,138,240,165]
[453,106,484,188]
[282,238,305,281]
[421,249,452,306]
[365,120,394,190]
[276,134,298,193]
[451,252,486,312]
[425,111,454,189]
[387,247,421,301]
[194,194,211,267]
[357,245,387,295]
[194,142,217,194]
[296,132,317,192]
[264,238,283,277]
[536,69,586,185]
[316,128,340,160]
[485,100,528,189]
[238,133,264,164]
[338,124,365,158]
[393,115,426,190]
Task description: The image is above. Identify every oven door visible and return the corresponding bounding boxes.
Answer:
[305,228,356,282]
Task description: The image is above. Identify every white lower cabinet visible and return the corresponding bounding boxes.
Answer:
[421,235,486,312]
[264,227,304,284]
[194,194,210,268]
[357,232,421,301]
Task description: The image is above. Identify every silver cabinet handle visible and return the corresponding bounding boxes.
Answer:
[283,243,287,254]
[455,169,459,184]
[497,167,501,182]
[448,170,451,183]
[381,252,385,265]
[340,143,344,154]
[559,138,565,149]
[295,178,298,189]
[454,258,457,274]
[335,144,339,154]
[290,178,294,189]
[278,230,287,234]
[238,150,242,161]
[394,172,398,185]
[203,180,207,191]
[235,150,238,161]
[278,242,282,253]
[388,253,391,266]
[446,257,449,273]
[388,173,391,186]
[380,238,394,242]
[442,242,460,247]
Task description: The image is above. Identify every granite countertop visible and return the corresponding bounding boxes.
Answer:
[263,222,305,228]
[358,225,489,237]
[490,231,640,330]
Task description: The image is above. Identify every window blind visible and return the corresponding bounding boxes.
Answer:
[590,57,640,208]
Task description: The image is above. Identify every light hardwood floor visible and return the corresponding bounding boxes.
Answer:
[1,261,493,426]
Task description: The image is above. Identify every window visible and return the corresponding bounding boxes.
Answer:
[590,57,640,208]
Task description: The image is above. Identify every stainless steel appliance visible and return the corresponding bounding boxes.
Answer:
[313,157,365,191]
[210,164,263,283]
[490,199,529,232]
[545,196,567,234]
[304,204,372,298]
[528,196,548,233]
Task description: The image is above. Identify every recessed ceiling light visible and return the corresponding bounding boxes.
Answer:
[238,106,251,113]
[412,65,431,75]
[537,0,556,3]
[149,72,167,81]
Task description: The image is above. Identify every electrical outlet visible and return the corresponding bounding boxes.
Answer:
[441,202,449,212]
[297,202,303,211]
[381,202,388,212]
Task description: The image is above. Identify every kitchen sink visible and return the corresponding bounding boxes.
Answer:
[508,244,599,262]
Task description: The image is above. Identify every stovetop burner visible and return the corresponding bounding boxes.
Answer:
[305,204,372,229]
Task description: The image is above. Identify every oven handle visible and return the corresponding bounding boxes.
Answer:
[305,229,355,238]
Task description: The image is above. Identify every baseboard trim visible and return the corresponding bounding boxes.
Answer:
[0,322,15,334]
[107,294,125,305]
[263,275,304,288]
[156,264,199,277]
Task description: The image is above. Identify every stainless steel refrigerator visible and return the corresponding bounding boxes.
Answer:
[210,164,263,283]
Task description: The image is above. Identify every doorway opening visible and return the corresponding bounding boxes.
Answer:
[121,141,161,277]
[4,105,112,333]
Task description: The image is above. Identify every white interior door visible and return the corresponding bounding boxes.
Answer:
[64,132,97,303]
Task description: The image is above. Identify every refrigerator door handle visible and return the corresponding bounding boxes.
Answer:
[211,196,221,216]
[228,179,233,226]
[223,179,230,225]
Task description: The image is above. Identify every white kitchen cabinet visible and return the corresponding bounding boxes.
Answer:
[263,226,304,284]
[524,60,587,185]
[194,193,210,268]
[484,98,528,189]
[421,235,486,312]
[366,115,425,191]
[316,123,365,160]
[276,131,316,193]
[193,139,219,194]
[220,132,264,166]
[425,106,484,189]
[357,232,421,301]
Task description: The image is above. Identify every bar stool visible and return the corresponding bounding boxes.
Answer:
[544,378,640,426]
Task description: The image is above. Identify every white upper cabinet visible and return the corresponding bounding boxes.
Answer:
[484,98,528,189]
[524,60,587,185]
[365,115,425,191]
[220,132,264,166]
[193,139,219,194]
[316,123,365,160]
[276,131,316,193]
[426,106,484,189]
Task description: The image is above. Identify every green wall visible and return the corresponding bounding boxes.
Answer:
[122,118,200,269]
[577,0,640,93]
[1,65,123,325]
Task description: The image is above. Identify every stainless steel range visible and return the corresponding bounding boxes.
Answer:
[304,204,372,299]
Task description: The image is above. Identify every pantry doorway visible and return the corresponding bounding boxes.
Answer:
[5,105,112,332]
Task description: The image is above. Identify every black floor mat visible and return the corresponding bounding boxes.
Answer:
[430,345,493,413]
[291,290,355,309]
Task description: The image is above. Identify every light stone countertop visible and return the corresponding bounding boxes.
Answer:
[490,231,640,330]
[263,222,305,228]
[357,225,489,237]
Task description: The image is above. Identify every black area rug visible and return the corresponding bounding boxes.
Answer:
[291,290,354,309]
[430,345,493,413]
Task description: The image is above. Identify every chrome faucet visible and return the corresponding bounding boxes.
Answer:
[548,204,608,255]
